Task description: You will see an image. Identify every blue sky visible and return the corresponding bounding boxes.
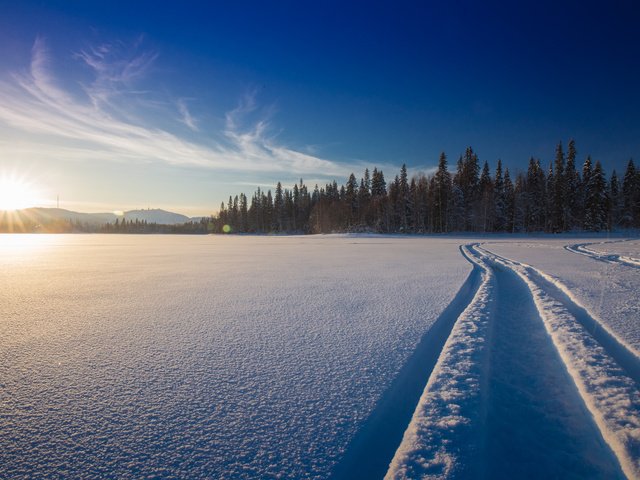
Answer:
[0,1,639,215]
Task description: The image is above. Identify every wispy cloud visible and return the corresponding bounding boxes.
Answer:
[0,37,355,178]
[176,99,198,131]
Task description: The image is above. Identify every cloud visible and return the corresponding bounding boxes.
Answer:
[0,37,355,179]
[177,99,199,131]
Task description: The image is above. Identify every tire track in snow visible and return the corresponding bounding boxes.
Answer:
[565,241,640,269]
[478,244,640,479]
[385,245,495,479]
[331,247,484,480]
[387,244,626,479]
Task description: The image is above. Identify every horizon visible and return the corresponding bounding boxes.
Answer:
[1,1,639,216]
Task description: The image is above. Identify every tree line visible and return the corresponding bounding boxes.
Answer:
[212,140,640,234]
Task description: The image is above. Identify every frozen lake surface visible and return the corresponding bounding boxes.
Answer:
[2,234,638,479]
[0,234,470,479]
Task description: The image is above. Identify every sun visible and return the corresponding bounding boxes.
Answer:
[0,176,40,211]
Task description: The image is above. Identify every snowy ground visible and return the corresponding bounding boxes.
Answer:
[388,237,640,480]
[0,234,470,479]
[486,238,640,353]
[2,234,639,479]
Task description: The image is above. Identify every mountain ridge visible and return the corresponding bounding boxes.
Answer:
[16,207,197,226]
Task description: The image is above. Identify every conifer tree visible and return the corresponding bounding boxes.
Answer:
[431,153,451,232]
[581,156,593,228]
[493,160,506,232]
[551,142,565,232]
[622,159,639,227]
[503,168,515,232]
[608,170,622,229]
[584,161,608,231]
[564,139,580,229]
[479,160,493,232]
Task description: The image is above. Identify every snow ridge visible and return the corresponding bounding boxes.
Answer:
[385,245,494,479]
[478,245,640,479]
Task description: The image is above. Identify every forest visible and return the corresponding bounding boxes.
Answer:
[212,140,640,234]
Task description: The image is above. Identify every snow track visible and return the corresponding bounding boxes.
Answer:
[477,245,640,479]
[566,241,640,269]
[388,243,638,479]
[386,245,494,479]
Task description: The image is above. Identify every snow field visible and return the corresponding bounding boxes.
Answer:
[0,234,471,479]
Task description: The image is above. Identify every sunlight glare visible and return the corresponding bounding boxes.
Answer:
[0,176,40,211]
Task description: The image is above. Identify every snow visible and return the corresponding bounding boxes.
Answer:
[3,233,639,479]
[485,237,640,353]
[388,242,630,479]
[0,234,470,479]
[386,245,493,479]
[477,245,639,479]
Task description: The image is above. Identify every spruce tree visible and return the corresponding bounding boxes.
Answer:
[433,152,452,233]
[581,156,593,228]
[551,142,565,232]
[503,168,515,232]
[564,139,579,229]
[493,160,506,232]
[584,161,607,231]
[622,159,639,227]
[479,160,493,232]
[608,170,622,229]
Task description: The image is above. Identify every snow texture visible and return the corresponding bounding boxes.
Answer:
[486,238,640,353]
[0,234,470,479]
[386,245,493,479]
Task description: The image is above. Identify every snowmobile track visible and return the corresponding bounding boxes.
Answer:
[387,243,638,479]
[565,241,640,269]
[477,244,640,479]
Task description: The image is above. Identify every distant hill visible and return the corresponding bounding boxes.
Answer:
[123,209,191,225]
[18,207,194,226]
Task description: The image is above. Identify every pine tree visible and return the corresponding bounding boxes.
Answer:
[581,156,593,228]
[622,159,639,227]
[479,160,493,232]
[564,139,580,229]
[526,158,546,231]
[551,142,565,232]
[584,161,608,231]
[432,152,452,232]
[456,147,480,230]
[503,168,515,232]
[493,159,507,231]
[274,182,284,231]
[398,164,410,231]
[513,173,527,232]
[608,170,622,229]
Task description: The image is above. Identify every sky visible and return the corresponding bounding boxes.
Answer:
[0,0,639,216]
